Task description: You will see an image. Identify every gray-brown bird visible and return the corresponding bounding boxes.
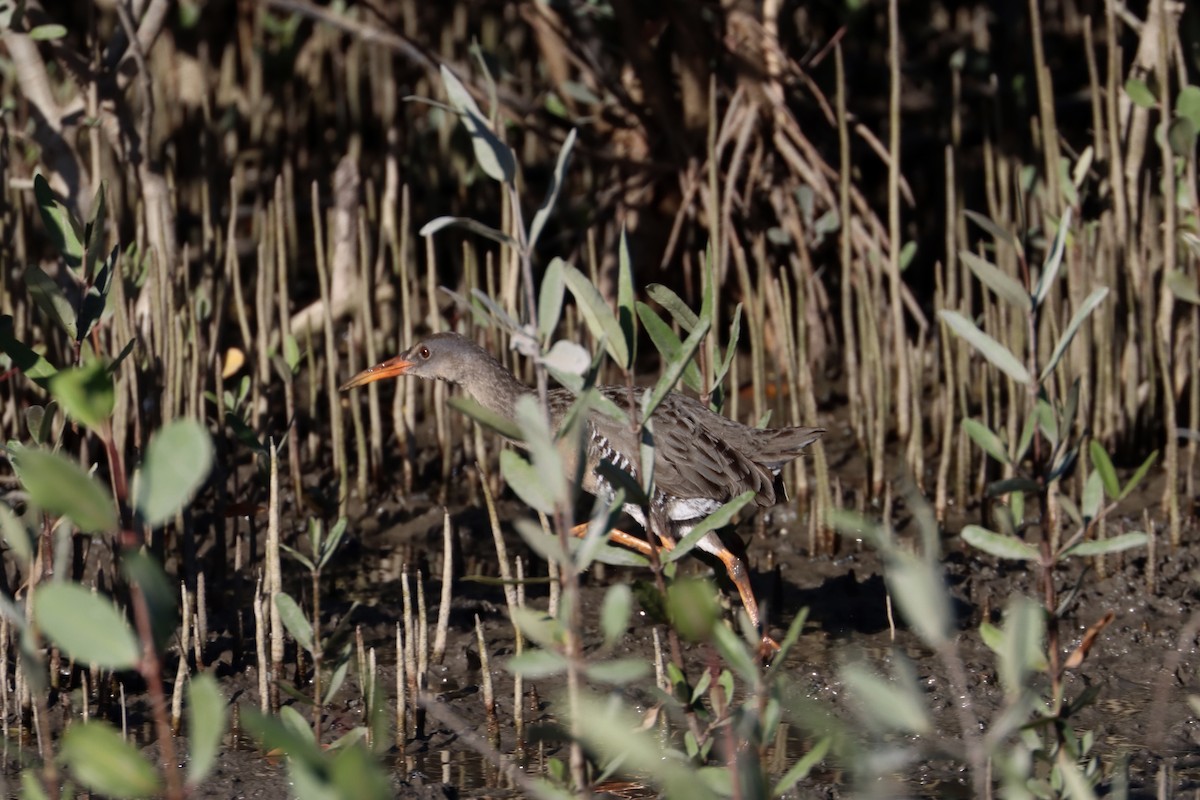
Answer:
[342,332,823,652]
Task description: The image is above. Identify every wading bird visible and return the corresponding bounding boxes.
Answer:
[342,332,823,654]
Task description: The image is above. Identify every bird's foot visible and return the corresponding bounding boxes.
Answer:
[758,634,782,663]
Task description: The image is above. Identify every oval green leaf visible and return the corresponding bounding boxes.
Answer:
[963,418,1010,465]
[186,673,226,787]
[274,592,314,653]
[1062,531,1149,558]
[11,447,117,533]
[938,310,1031,384]
[961,525,1039,560]
[135,419,214,528]
[61,721,161,798]
[49,361,115,433]
[1041,286,1109,382]
[563,263,629,368]
[34,582,139,670]
[439,65,515,184]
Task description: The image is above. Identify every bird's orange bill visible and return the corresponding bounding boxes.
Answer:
[339,355,414,391]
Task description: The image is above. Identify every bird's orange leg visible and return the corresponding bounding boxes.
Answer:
[568,523,672,558]
[712,546,781,660]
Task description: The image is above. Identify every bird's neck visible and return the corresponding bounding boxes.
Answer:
[456,354,533,420]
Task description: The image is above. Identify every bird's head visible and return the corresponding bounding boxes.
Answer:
[339,332,492,390]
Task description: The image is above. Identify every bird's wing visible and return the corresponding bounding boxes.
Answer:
[590,391,778,507]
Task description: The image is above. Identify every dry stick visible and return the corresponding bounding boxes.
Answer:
[475,614,495,720]
[313,181,349,517]
[395,623,407,746]
[432,510,454,665]
[513,556,525,748]
[935,148,957,523]
[254,578,268,712]
[360,212,384,477]
[348,217,372,501]
[266,440,283,713]
[1153,1,1181,548]
[885,0,909,443]
[275,178,302,502]
[172,582,191,731]
[834,43,861,442]
[196,571,208,669]
[416,569,429,683]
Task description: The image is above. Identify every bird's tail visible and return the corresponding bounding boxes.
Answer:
[754,426,825,471]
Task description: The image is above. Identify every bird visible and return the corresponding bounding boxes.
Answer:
[341,331,824,654]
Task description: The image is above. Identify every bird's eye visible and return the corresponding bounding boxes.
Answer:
[419,347,430,359]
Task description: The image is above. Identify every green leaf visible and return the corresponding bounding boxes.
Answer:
[418,216,517,248]
[636,301,702,393]
[122,550,178,652]
[439,65,515,183]
[33,174,83,268]
[841,661,931,734]
[84,180,108,278]
[664,490,755,563]
[29,24,68,40]
[537,258,566,340]
[448,395,523,440]
[49,361,115,433]
[134,419,214,528]
[1033,208,1072,308]
[60,721,161,798]
[1082,470,1103,521]
[996,597,1046,699]
[960,251,1030,312]
[11,446,116,533]
[186,673,226,787]
[961,525,1039,560]
[646,284,700,332]
[506,652,561,681]
[886,552,952,648]
[34,582,139,670]
[714,303,743,389]
[242,707,323,765]
[563,263,629,369]
[1088,441,1119,500]
[599,584,631,648]
[1040,287,1109,382]
[667,578,720,641]
[20,772,51,800]
[585,658,650,685]
[24,264,78,339]
[509,606,565,650]
[1124,77,1157,109]
[963,418,1010,465]
[275,592,314,653]
[1169,117,1198,157]
[0,315,57,385]
[78,246,117,341]
[963,209,1021,256]
[984,477,1039,497]
[1062,532,1149,558]
[938,310,1031,384]
[1178,85,1200,130]
[0,503,33,566]
[773,736,831,796]
[1166,270,1200,304]
[513,394,568,509]
[642,314,710,420]
[529,129,576,250]
[1120,450,1158,500]
[512,517,569,567]
[617,226,635,365]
